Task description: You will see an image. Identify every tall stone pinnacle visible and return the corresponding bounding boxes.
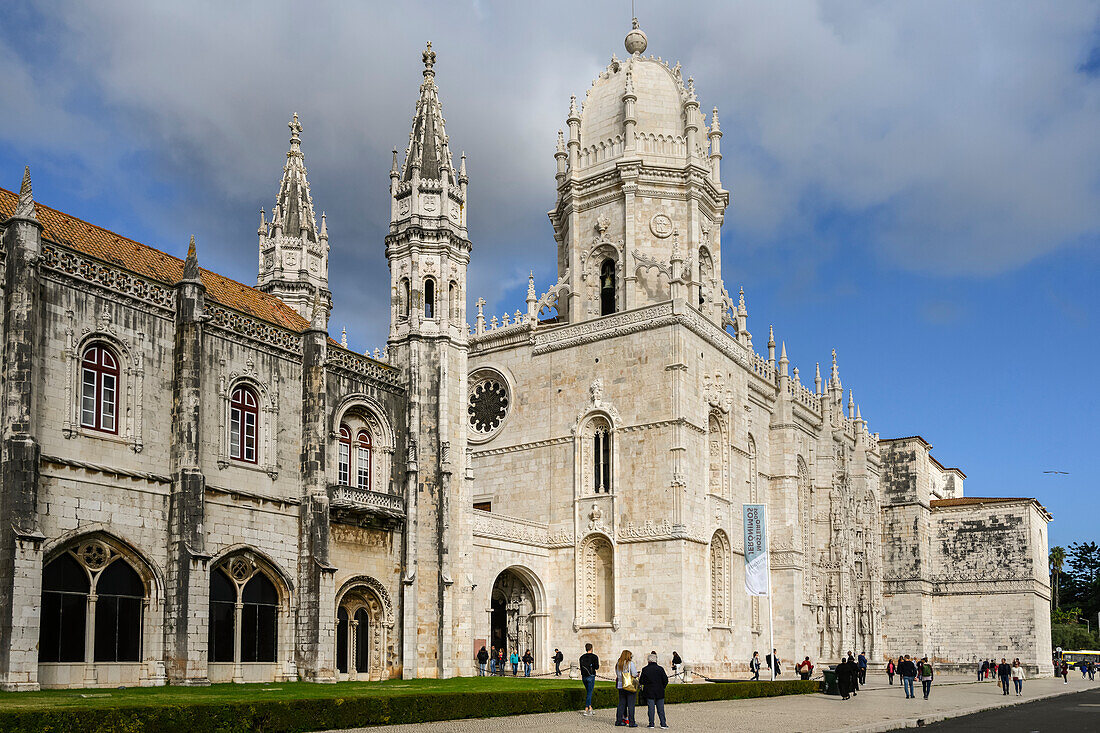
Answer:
[13,166,37,221]
[402,41,455,183]
[182,235,200,281]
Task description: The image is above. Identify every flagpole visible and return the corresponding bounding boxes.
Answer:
[766,503,775,681]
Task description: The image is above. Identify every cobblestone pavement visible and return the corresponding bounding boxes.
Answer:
[324,675,1100,733]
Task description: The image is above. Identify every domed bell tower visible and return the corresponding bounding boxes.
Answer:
[386,41,472,679]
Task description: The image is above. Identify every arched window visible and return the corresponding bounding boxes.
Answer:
[747,434,758,502]
[241,574,278,663]
[593,425,611,493]
[209,569,236,663]
[424,277,436,319]
[356,430,373,490]
[40,540,150,667]
[335,607,349,674]
[582,536,614,624]
[400,278,411,319]
[94,560,144,662]
[230,385,259,464]
[710,531,731,627]
[599,259,616,316]
[353,608,370,673]
[338,426,352,486]
[708,413,726,497]
[40,553,89,663]
[448,281,459,321]
[699,247,714,309]
[80,344,119,434]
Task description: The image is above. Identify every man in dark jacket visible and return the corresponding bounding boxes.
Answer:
[857,652,868,685]
[898,655,918,699]
[553,648,564,676]
[580,643,600,716]
[639,652,669,729]
[997,658,1012,695]
[766,649,781,678]
[836,658,856,700]
[476,646,489,676]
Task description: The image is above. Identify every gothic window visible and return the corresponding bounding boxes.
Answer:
[423,277,436,319]
[335,579,393,680]
[335,607,349,673]
[353,608,370,672]
[599,259,616,316]
[208,556,281,667]
[80,344,119,434]
[593,425,611,493]
[356,430,373,490]
[400,278,411,319]
[468,371,510,439]
[582,535,614,624]
[708,413,726,497]
[229,385,259,463]
[448,281,459,321]
[338,426,352,486]
[747,434,758,502]
[39,539,150,666]
[710,531,731,627]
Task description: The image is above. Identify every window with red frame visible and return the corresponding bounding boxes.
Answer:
[356,430,373,489]
[338,426,351,485]
[229,386,259,463]
[80,345,119,434]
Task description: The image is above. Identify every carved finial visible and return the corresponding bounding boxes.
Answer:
[568,95,579,119]
[831,349,840,389]
[422,40,436,75]
[815,362,822,394]
[257,207,267,236]
[310,289,328,330]
[288,113,302,147]
[687,76,697,101]
[182,235,200,281]
[624,69,635,96]
[625,18,648,55]
[710,107,721,133]
[390,148,399,175]
[556,129,566,152]
[590,379,604,405]
[476,297,485,318]
[848,389,855,418]
[527,271,536,299]
[738,286,746,314]
[502,312,511,326]
[459,151,468,179]
[768,324,775,347]
[13,166,37,221]
[340,326,347,348]
[319,211,328,239]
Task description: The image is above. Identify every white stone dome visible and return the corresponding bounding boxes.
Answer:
[579,56,686,151]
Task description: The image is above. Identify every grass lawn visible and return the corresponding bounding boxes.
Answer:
[0,675,607,712]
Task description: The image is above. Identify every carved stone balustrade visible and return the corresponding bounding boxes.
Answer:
[329,484,405,527]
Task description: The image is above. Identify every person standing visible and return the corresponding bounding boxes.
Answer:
[766,649,782,678]
[1061,659,1069,684]
[553,648,564,677]
[997,658,1011,695]
[615,649,639,728]
[523,649,533,677]
[750,651,761,681]
[978,659,987,682]
[886,657,896,685]
[496,648,505,676]
[489,646,497,675]
[797,657,814,680]
[477,645,489,676]
[580,643,600,717]
[639,652,669,730]
[671,650,682,678]
[836,656,855,700]
[510,650,519,676]
[857,652,868,686]
[898,655,917,699]
[1011,658,1025,696]
[919,657,934,700]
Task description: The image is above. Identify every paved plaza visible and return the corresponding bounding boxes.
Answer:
[327,675,1100,733]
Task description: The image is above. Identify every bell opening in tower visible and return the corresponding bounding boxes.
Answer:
[600,259,616,316]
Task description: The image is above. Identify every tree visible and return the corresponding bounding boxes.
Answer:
[1051,546,1066,610]
[1064,542,1100,622]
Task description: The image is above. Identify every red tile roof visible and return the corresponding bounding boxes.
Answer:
[0,187,310,332]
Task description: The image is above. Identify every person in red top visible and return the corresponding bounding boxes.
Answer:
[797,657,814,680]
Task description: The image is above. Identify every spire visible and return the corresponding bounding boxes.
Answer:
[710,107,721,133]
[390,149,400,175]
[270,113,320,242]
[830,349,840,389]
[319,211,328,239]
[257,207,267,236]
[459,151,468,181]
[779,342,789,377]
[815,362,822,395]
[568,94,579,121]
[13,166,37,221]
[182,235,200,282]
[310,289,328,330]
[340,326,348,348]
[738,286,746,315]
[401,41,455,183]
[848,389,855,419]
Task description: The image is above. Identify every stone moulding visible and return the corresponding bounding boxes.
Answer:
[40,454,170,484]
[532,302,676,355]
[470,508,550,547]
[325,345,403,390]
[207,303,302,356]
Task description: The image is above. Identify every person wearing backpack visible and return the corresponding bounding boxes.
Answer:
[615,649,639,727]
[750,651,761,681]
[639,651,669,729]
[919,657,934,699]
[476,645,489,676]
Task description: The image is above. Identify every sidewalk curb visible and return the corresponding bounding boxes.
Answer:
[831,685,1088,733]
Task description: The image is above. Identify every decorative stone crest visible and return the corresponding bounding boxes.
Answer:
[650,213,673,238]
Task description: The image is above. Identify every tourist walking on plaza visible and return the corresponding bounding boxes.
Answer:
[997,658,1011,695]
[496,648,505,675]
[553,648,564,676]
[1083,660,1089,679]
[978,659,987,681]
[847,653,860,695]
[671,650,682,678]
[797,656,814,680]
[1089,660,1096,681]
[919,657,934,700]
[477,646,488,676]
[523,650,533,677]
[1061,659,1069,683]
[639,652,669,729]
[886,657,896,685]
[898,655,917,699]
[857,651,868,685]
[615,649,639,727]
[836,655,857,700]
[766,649,782,678]
[1011,658,1025,696]
[750,651,761,681]
[510,650,519,676]
[580,643,600,717]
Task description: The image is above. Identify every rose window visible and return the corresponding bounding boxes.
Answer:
[468,379,509,435]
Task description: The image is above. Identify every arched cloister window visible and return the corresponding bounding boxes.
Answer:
[400,278,411,319]
[337,426,352,486]
[39,538,150,666]
[710,531,731,627]
[593,424,611,493]
[208,555,282,669]
[356,430,373,490]
[581,535,614,624]
[229,385,259,464]
[353,608,370,673]
[80,344,119,434]
[599,259,616,316]
[424,277,436,319]
[335,607,349,673]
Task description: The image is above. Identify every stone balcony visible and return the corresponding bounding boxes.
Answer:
[329,484,405,527]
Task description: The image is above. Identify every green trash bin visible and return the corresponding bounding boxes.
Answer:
[822,668,839,695]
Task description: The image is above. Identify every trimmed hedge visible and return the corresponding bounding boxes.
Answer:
[0,680,818,732]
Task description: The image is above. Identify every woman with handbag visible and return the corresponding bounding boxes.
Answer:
[615,649,639,727]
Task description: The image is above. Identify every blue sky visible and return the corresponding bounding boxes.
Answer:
[2,1,1098,547]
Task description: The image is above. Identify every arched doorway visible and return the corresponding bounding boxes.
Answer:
[334,577,393,681]
[489,568,543,669]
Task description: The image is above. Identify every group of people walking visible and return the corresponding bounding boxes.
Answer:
[978,658,1027,695]
[580,644,672,728]
[475,646,534,677]
[883,655,934,699]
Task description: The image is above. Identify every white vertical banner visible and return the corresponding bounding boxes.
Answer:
[743,503,769,596]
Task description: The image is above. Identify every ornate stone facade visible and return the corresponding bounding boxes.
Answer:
[0,22,1052,692]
